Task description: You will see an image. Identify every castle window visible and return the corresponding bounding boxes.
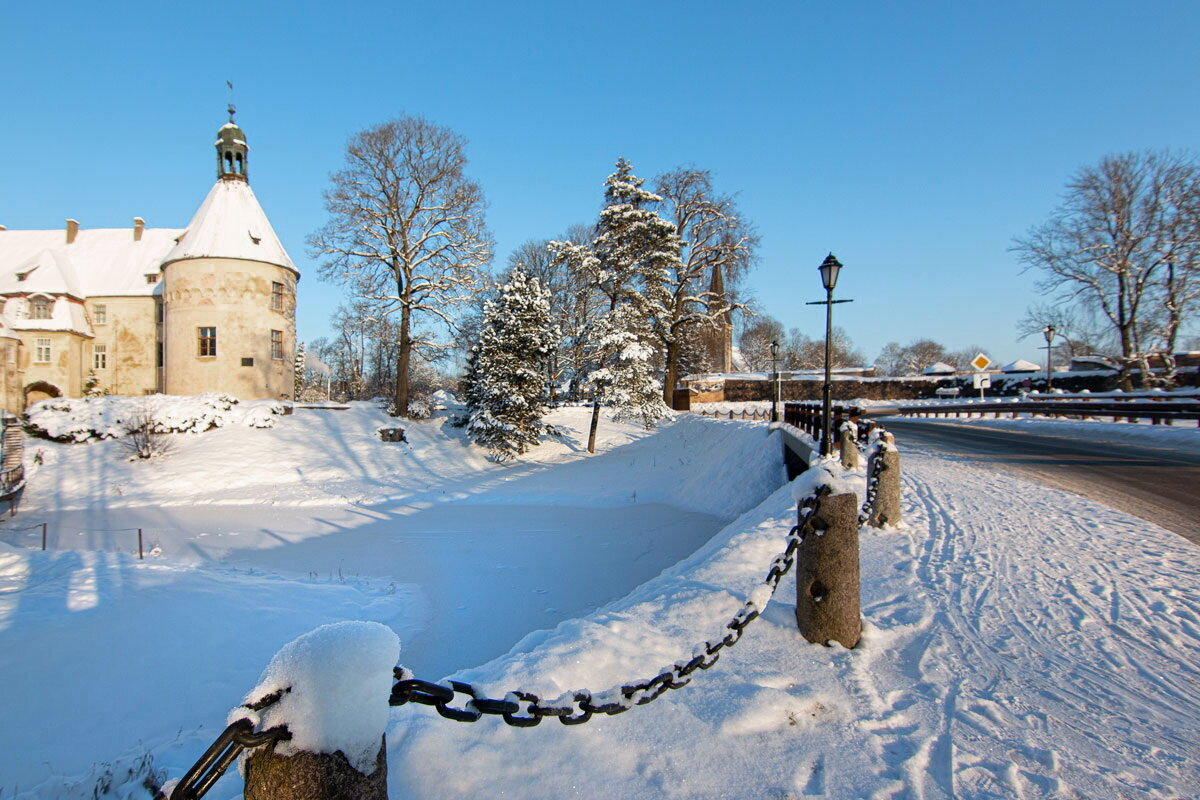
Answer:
[270,330,284,360]
[145,274,159,284]
[35,338,51,363]
[271,282,284,311]
[30,297,53,320]
[93,304,107,325]
[157,342,164,368]
[198,327,217,357]
[93,344,107,370]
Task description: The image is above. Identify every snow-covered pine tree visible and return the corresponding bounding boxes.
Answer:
[466,268,560,460]
[293,342,307,401]
[573,158,679,450]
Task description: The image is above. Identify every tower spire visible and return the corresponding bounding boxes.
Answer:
[215,98,249,182]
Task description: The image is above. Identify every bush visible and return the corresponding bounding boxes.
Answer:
[25,393,288,443]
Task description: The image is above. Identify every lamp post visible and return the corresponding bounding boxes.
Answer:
[770,340,780,422]
[807,254,853,457]
[1042,325,1056,394]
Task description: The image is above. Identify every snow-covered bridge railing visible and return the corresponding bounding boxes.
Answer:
[158,459,901,800]
[895,399,1200,426]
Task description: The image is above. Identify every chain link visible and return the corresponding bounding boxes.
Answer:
[390,490,828,727]
[159,691,291,800]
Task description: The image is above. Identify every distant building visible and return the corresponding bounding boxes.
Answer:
[0,112,298,413]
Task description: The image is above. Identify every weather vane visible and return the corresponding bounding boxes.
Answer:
[226,80,236,122]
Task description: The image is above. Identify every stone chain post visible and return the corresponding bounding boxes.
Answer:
[868,432,902,528]
[245,738,388,800]
[795,491,861,648]
[839,428,859,470]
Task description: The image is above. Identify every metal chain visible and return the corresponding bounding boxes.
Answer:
[859,451,886,526]
[390,489,828,727]
[160,690,292,800]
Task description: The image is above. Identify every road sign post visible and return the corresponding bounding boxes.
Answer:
[971,353,992,399]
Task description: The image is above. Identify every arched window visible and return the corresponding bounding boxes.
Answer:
[235,153,243,174]
[30,296,53,320]
[224,152,234,173]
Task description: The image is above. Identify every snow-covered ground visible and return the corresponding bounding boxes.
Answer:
[2,402,1199,799]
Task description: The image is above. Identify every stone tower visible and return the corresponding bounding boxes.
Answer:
[160,109,299,399]
[701,264,733,373]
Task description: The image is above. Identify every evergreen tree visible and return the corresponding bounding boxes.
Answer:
[574,158,678,449]
[466,269,560,460]
[293,342,307,400]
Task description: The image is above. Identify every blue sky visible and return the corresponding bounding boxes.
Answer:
[5,1,1198,366]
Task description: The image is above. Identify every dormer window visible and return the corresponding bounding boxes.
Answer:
[30,296,53,320]
[145,274,159,284]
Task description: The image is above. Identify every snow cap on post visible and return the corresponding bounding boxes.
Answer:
[235,621,400,773]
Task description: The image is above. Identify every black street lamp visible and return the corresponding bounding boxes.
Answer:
[807,253,853,456]
[770,340,780,422]
[1042,325,1056,393]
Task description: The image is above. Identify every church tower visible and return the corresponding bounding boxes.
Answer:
[701,264,733,373]
[160,108,299,399]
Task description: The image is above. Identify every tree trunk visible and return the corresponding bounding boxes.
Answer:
[661,337,680,405]
[587,400,601,454]
[395,308,412,418]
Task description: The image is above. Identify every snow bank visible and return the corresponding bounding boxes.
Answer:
[26,393,285,442]
[236,621,400,773]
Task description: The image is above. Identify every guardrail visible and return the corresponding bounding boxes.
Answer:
[895,400,1200,426]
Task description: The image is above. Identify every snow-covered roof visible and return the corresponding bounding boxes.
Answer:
[921,361,956,375]
[4,294,93,336]
[164,180,297,275]
[0,228,179,298]
[1000,359,1041,373]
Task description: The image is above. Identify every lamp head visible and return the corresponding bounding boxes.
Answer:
[819,253,843,291]
[771,340,779,358]
[1043,325,1056,344]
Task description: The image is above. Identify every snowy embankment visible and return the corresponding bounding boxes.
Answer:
[2,404,1200,799]
[0,405,783,798]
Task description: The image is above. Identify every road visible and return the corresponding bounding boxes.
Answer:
[883,418,1200,547]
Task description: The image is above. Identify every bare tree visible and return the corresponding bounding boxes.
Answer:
[310,115,493,417]
[784,327,864,371]
[1013,150,1200,389]
[875,339,949,376]
[737,315,785,371]
[654,167,758,400]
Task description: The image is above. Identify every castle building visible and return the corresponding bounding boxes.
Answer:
[0,112,298,413]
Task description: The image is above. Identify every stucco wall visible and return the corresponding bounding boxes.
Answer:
[84,297,160,395]
[19,330,85,400]
[162,257,296,399]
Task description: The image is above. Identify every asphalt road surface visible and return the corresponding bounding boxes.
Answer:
[883,418,1200,547]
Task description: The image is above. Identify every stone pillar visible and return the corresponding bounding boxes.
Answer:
[795,491,861,648]
[839,428,859,470]
[868,442,902,528]
[245,737,388,800]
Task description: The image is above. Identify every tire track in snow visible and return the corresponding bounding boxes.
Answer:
[890,443,1200,799]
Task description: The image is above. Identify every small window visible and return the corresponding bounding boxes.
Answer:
[35,338,51,363]
[270,330,283,360]
[145,274,159,284]
[157,342,164,368]
[93,344,107,370]
[155,301,164,324]
[198,327,217,357]
[271,282,285,311]
[30,297,53,320]
[241,357,255,367]
[93,304,107,325]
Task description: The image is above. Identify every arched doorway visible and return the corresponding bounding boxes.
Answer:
[24,381,61,409]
